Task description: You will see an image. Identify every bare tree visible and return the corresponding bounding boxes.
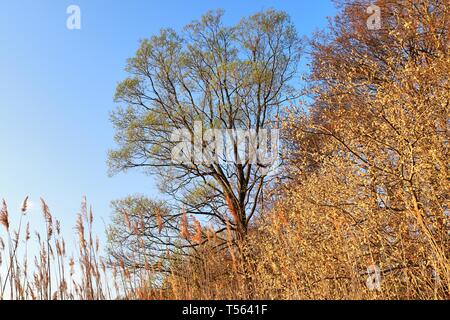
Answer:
[107,9,302,269]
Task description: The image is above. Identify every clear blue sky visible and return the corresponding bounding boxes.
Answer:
[0,0,336,248]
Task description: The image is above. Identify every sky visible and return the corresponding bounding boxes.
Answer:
[0,0,337,250]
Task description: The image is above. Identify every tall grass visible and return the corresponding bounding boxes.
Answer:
[0,196,448,300]
[0,197,112,300]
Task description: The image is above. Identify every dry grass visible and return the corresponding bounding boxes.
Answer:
[0,191,448,300]
[0,197,113,300]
